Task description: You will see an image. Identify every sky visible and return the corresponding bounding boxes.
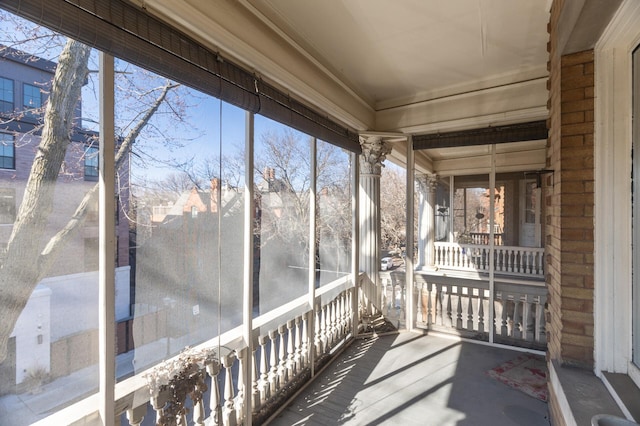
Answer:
[0,12,301,187]
[0,10,348,192]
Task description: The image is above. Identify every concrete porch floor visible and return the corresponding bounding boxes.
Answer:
[267,332,550,426]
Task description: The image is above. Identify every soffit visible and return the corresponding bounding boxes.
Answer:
[244,0,551,111]
[139,0,550,129]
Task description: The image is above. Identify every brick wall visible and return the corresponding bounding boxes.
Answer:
[546,1,595,371]
[546,0,563,370]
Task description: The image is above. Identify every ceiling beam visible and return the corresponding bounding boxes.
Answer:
[412,120,548,150]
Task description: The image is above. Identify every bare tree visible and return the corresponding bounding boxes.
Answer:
[380,165,408,251]
[0,33,181,361]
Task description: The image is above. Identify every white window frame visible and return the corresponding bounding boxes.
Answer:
[594,0,640,387]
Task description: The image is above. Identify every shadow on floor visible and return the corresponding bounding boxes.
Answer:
[268,332,549,426]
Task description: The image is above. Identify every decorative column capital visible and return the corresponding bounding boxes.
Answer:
[416,173,438,194]
[359,135,393,175]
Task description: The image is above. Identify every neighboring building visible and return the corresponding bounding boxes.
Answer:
[0,45,131,393]
[0,45,130,273]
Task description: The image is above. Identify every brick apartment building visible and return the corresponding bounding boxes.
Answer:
[0,44,130,274]
[0,45,132,393]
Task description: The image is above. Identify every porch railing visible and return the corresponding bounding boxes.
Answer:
[414,272,547,350]
[35,274,363,426]
[434,242,545,277]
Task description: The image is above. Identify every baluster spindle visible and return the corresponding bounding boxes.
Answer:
[206,360,222,426]
[513,296,522,339]
[258,335,269,403]
[416,282,423,324]
[235,348,246,425]
[477,291,484,332]
[330,300,337,346]
[500,295,508,336]
[520,250,526,273]
[427,283,433,326]
[456,288,463,329]
[314,306,322,356]
[278,325,288,385]
[522,295,532,341]
[178,410,187,426]
[343,292,350,335]
[301,312,309,368]
[294,316,303,373]
[286,320,296,379]
[337,297,343,339]
[150,391,169,426]
[437,284,444,326]
[268,330,279,395]
[328,301,335,346]
[346,290,353,331]
[446,288,453,328]
[467,289,474,331]
[222,353,237,426]
[539,251,544,275]
[192,369,208,426]
[535,297,544,343]
[320,304,328,352]
[251,344,261,410]
[126,404,146,426]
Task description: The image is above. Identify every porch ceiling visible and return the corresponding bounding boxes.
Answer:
[243,0,552,111]
[135,0,551,171]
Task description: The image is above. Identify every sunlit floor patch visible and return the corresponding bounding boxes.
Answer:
[270,332,549,426]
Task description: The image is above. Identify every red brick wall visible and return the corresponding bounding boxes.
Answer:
[546,1,595,371]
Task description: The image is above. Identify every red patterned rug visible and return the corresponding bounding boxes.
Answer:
[487,354,548,402]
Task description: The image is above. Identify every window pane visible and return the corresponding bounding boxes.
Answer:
[254,117,311,316]
[123,60,246,374]
[380,159,407,330]
[0,187,15,224]
[0,22,101,422]
[0,77,13,113]
[23,83,42,119]
[316,140,352,287]
[0,132,14,169]
[84,145,98,179]
[435,177,451,242]
[453,175,492,245]
[380,163,407,267]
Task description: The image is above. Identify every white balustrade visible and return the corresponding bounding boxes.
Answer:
[35,267,546,426]
[414,273,546,349]
[107,277,358,426]
[434,242,545,277]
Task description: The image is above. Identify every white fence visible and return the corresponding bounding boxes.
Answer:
[434,242,545,277]
[414,273,546,349]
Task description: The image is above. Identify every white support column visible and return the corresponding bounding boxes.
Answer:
[405,136,416,332]
[358,135,392,314]
[308,137,317,375]
[242,110,254,424]
[416,173,438,271]
[351,152,360,336]
[98,52,115,426]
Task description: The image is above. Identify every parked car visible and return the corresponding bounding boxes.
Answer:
[381,257,393,271]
